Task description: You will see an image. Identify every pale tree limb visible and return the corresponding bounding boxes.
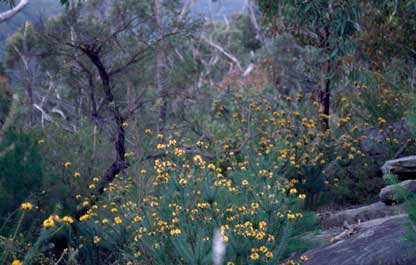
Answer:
[244,0,265,47]
[178,0,197,21]
[0,0,29,23]
[200,35,243,71]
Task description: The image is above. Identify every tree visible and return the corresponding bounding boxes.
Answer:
[257,0,360,130]
[33,0,194,194]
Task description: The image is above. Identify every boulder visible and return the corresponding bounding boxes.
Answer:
[382,155,416,182]
[379,180,416,205]
[298,215,416,265]
[361,122,412,162]
[319,202,405,228]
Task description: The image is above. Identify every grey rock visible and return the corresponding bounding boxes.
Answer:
[298,215,416,265]
[361,122,412,162]
[382,155,416,181]
[319,202,405,229]
[379,180,416,205]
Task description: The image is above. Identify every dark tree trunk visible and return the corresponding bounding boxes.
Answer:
[319,62,331,131]
[318,26,331,132]
[83,48,129,193]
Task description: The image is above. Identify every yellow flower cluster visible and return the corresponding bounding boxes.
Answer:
[20,202,33,211]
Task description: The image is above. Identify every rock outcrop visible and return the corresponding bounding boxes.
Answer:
[379,180,416,205]
[382,155,416,181]
[319,202,405,228]
[299,215,416,265]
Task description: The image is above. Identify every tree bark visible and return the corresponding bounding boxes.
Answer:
[319,62,331,131]
[318,27,331,131]
[82,47,128,193]
[154,0,167,129]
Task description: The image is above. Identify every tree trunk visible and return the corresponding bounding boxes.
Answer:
[319,62,331,131]
[154,0,167,129]
[318,27,331,132]
[84,49,128,193]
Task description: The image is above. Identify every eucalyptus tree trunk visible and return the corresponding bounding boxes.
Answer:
[81,48,128,193]
[154,0,167,130]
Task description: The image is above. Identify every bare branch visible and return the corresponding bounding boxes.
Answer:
[0,0,29,23]
[200,35,243,71]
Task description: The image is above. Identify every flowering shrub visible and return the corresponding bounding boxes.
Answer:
[71,96,368,263]
[76,131,307,264]
[2,91,412,264]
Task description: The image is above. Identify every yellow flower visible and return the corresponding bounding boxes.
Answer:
[157,133,164,139]
[222,235,229,243]
[265,251,273,258]
[64,162,71,168]
[62,216,74,224]
[250,252,259,260]
[377,117,386,124]
[73,172,81,177]
[179,178,188,185]
[170,228,181,236]
[287,213,296,220]
[242,179,249,186]
[348,153,355,160]
[259,246,268,253]
[114,216,122,224]
[102,219,109,225]
[93,235,100,244]
[289,188,297,195]
[43,218,55,228]
[145,128,152,134]
[11,260,22,265]
[21,202,33,211]
[79,214,90,222]
[300,255,308,261]
[122,121,128,127]
[227,262,235,265]
[298,194,306,200]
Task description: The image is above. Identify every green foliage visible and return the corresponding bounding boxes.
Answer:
[257,0,360,46]
[0,129,43,215]
[76,133,307,264]
[0,0,415,264]
[405,194,416,243]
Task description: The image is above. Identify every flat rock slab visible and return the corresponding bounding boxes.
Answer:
[319,202,405,228]
[299,215,416,265]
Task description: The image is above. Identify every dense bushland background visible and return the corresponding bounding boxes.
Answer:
[0,0,415,264]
